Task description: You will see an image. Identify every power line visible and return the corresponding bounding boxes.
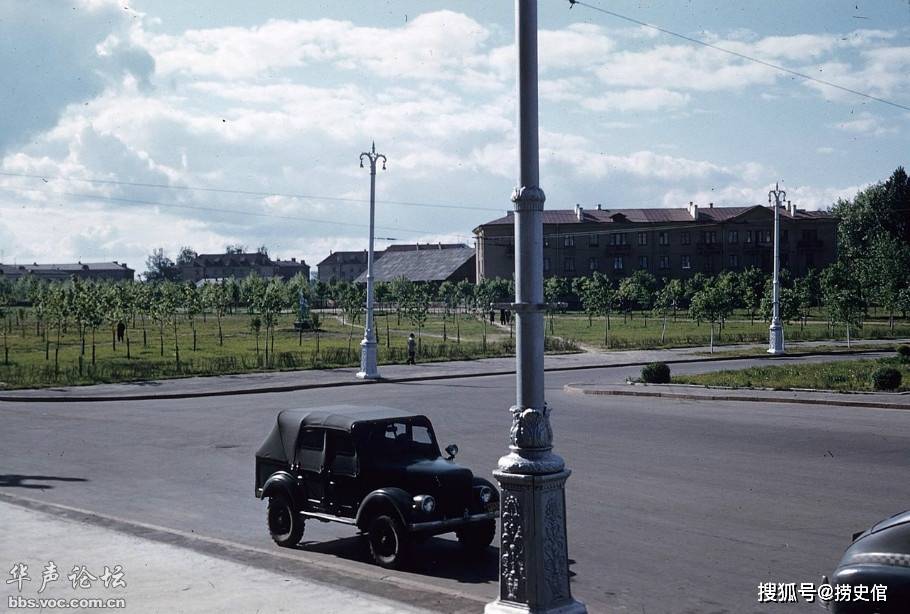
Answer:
[0,170,502,213]
[568,0,910,113]
[0,185,454,238]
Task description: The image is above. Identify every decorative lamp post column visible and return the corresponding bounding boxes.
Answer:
[356,142,386,380]
[485,2,586,613]
[768,182,786,355]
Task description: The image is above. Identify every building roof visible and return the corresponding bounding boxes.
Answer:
[384,243,467,252]
[474,205,835,230]
[189,253,272,268]
[354,247,475,283]
[317,250,369,266]
[0,261,133,272]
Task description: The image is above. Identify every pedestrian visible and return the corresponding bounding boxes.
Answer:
[489,309,495,323]
[116,320,126,342]
[407,333,416,365]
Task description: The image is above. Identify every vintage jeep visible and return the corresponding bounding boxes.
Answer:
[254,405,499,568]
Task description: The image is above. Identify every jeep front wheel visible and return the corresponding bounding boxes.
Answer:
[457,519,496,553]
[267,496,304,547]
[367,514,410,569]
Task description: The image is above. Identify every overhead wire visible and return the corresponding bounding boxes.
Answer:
[567,0,910,113]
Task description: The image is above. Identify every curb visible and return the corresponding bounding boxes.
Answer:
[563,383,910,411]
[0,491,485,614]
[0,348,892,403]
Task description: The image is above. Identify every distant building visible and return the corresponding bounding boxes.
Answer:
[473,202,837,281]
[353,245,475,284]
[0,261,134,282]
[317,243,467,283]
[179,253,309,283]
[317,251,369,284]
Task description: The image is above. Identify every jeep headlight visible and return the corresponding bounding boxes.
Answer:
[479,486,493,505]
[413,494,435,514]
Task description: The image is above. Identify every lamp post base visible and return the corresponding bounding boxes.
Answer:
[356,338,380,380]
[767,321,785,355]
[485,470,587,614]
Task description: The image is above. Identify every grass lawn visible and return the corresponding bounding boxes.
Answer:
[547,311,910,350]
[672,357,910,392]
[0,308,576,390]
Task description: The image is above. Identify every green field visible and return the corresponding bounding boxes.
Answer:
[0,308,575,389]
[545,310,910,350]
[672,356,910,392]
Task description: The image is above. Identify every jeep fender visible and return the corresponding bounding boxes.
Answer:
[260,472,302,511]
[355,488,412,530]
[472,476,500,503]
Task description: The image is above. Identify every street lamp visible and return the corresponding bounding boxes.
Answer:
[356,142,386,380]
[485,2,586,613]
[768,182,786,355]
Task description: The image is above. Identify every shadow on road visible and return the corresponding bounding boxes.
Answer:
[297,534,498,584]
[0,474,89,490]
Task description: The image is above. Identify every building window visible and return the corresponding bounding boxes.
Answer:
[658,231,669,246]
[610,232,627,246]
[681,255,691,270]
[659,255,670,270]
[709,231,717,244]
[563,235,575,247]
[745,230,753,243]
[588,257,598,271]
[729,254,739,268]
[728,230,738,244]
[613,256,624,271]
[639,256,648,269]
[543,257,551,272]
[637,232,647,246]
[681,231,691,245]
[563,258,575,274]
[589,233,600,247]
[544,237,550,248]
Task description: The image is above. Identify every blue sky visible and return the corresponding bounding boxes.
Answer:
[1,1,907,273]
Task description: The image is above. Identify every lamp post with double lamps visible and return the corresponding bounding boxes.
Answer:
[356,142,386,380]
[768,182,786,355]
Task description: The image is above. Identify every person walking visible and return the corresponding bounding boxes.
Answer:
[407,333,416,365]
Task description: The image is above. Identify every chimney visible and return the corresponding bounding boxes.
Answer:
[291,257,296,262]
[596,203,602,211]
[575,203,584,221]
[787,200,796,216]
[708,202,714,208]
[688,201,698,219]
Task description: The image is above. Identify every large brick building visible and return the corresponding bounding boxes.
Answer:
[473,202,837,281]
[317,243,466,283]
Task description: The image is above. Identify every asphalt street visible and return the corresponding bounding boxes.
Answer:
[1,355,908,613]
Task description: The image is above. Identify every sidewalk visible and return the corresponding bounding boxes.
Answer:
[564,381,910,410]
[0,498,432,614]
[0,338,904,402]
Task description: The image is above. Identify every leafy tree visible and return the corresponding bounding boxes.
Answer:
[403,283,431,352]
[45,284,69,373]
[176,246,198,267]
[617,271,656,323]
[202,281,231,346]
[144,248,179,282]
[689,280,733,353]
[653,278,684,343]
[0,278,10,365]
[833,167,910,260]
[737,267,766,326]
[543,276,571,334]
[866,234,910,330]
[821,260,866,347]
[183,283,203,352]
[577,272,615,346]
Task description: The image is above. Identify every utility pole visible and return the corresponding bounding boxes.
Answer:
[485,2,586,613]
[356,142,386,380]
[768,182,786,355]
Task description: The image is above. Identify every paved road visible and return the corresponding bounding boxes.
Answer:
[2,357,908,613]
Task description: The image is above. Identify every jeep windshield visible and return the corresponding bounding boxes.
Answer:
[357,419,440,460]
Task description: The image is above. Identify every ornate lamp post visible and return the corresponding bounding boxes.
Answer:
[356,142,386,380]
[768,182,786,355]
[485,2,586,613]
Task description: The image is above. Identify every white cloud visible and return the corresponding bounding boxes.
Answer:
[833,112,898,136]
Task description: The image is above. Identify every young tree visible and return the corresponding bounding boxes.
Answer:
[689,281,733,353]
[183,283,203,352]
[45,284,69,374]
[736,267,765,326]
[0,278,10,365]
[866,234,910,330]
[821,261,866,347]
[403,283,431,353]
[577,272,615,346]
[653,278,683,343]
[543,276,571,334]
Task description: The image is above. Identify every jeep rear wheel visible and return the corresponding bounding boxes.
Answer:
[367,514,410,569]
[267,496,304,547]
[457,519,496,553]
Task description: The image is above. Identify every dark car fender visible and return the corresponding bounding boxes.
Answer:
[260,472,303,510]
[355,488,413,530]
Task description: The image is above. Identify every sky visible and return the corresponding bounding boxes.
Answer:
[1,0,908,275]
